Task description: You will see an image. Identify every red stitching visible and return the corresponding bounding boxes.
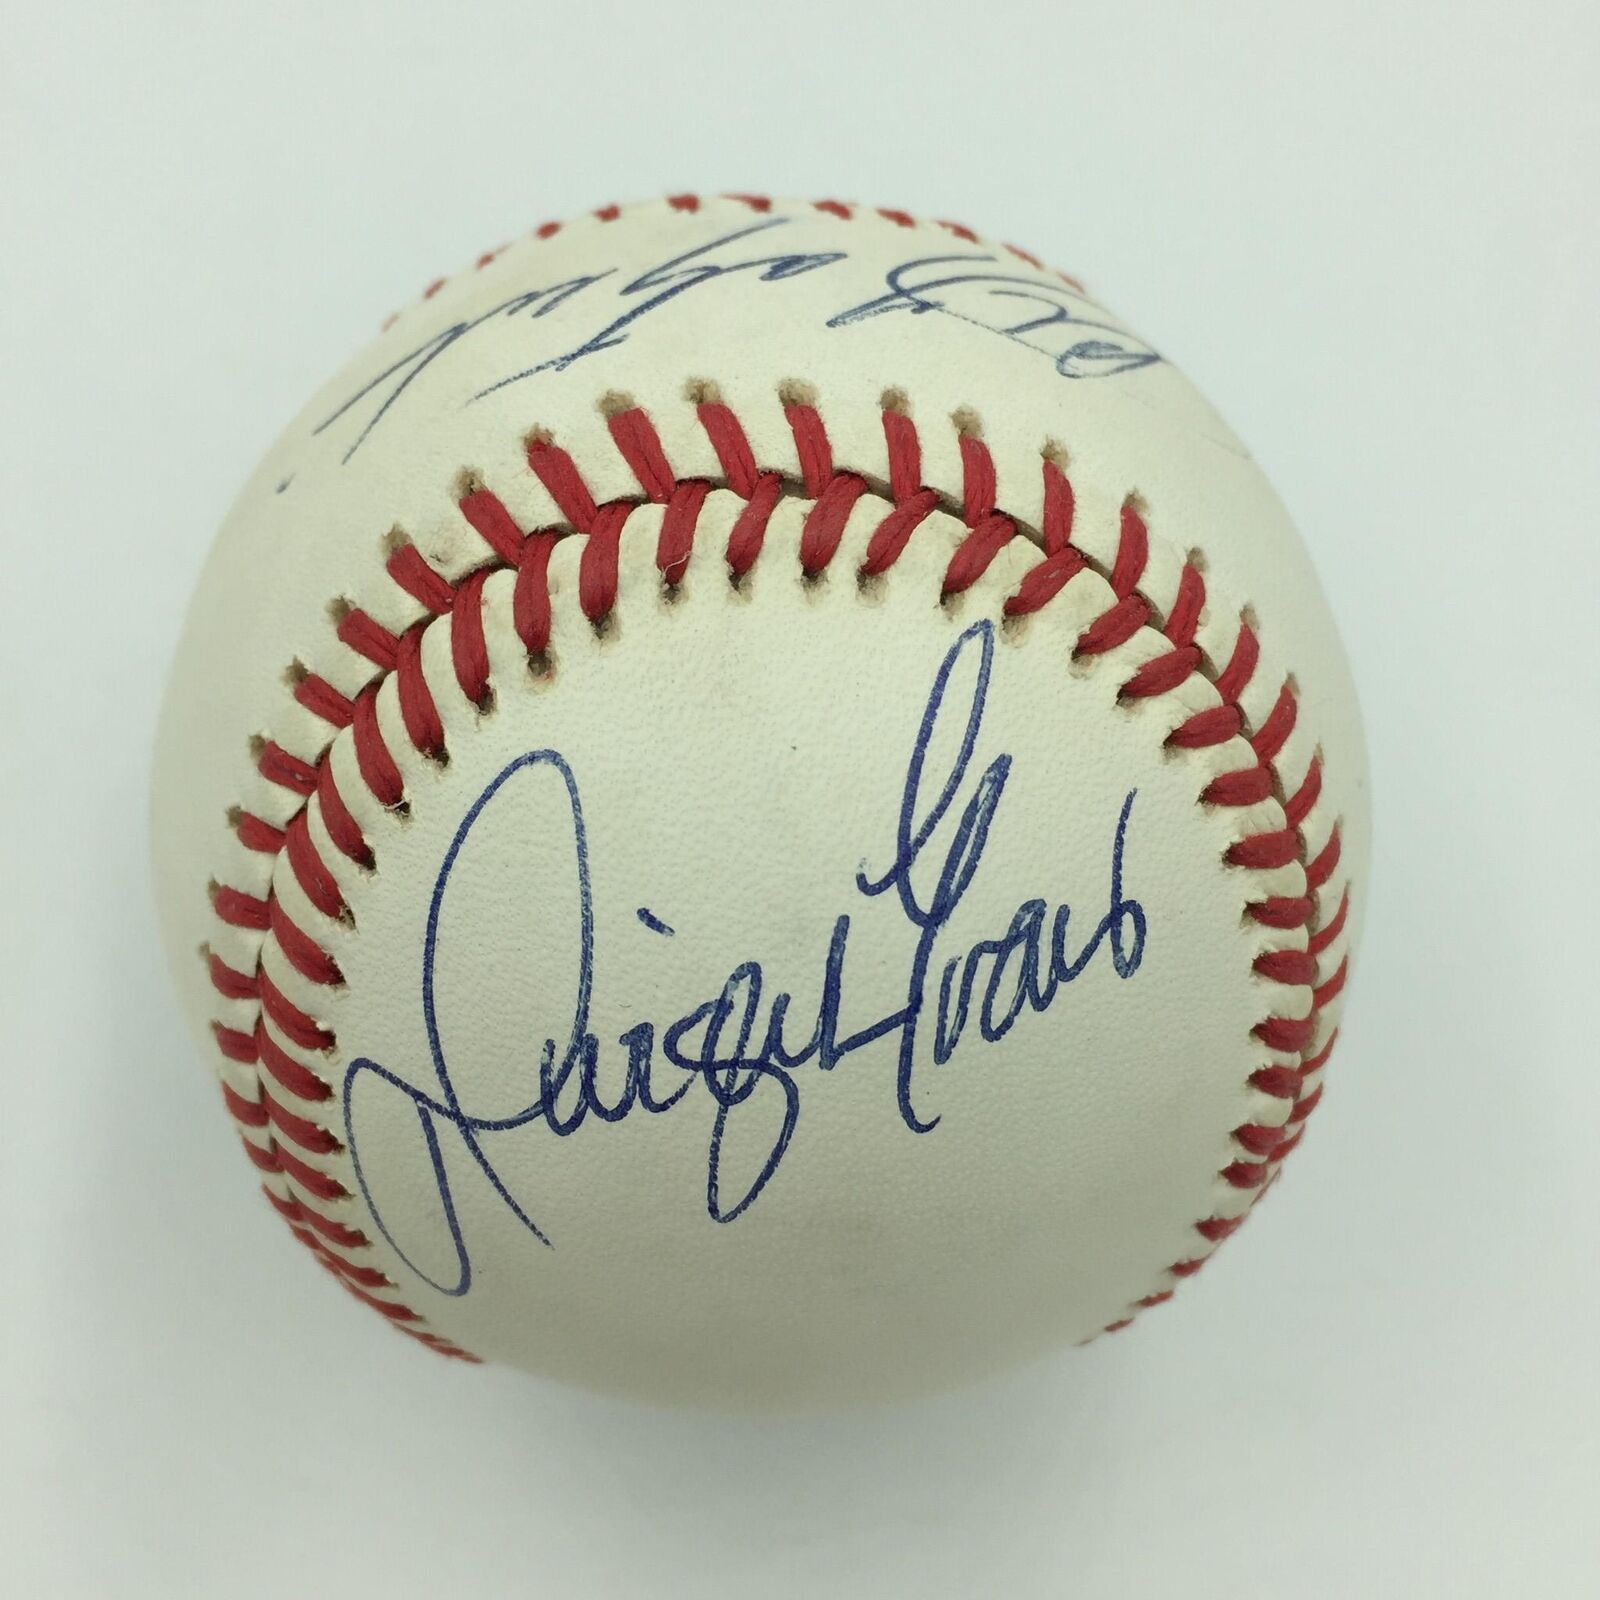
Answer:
[786,402,834,496]
[351,688,404,806]
[335,607,399,670]
[450,568,493,707]
[1167,703,1242,749]
[395,626,445,758]
[222,1082,267,1128]
[1215,623,1260,705]
[232,811,285,854]
[387,544,454,615]
[861,490,939,578]
[578,502,632,621]
[800,474,868,575]
[262,1088,341,1155]
[459,488,525,565]
[697,401,761,495]
[292,672,354,728]
[727,473,783,577]
[608,406,676,503]
[207,950,256,1001]
[283,812,344,919]
[209,396,1351,1359]
[942,513,1014,597]
[528,433,599,532]
[213,1021,255,1063]
[269,898,341,987]
[212,885,268,931]
[1250,894,1314,930]
[1308,888,1350,957]
[256,741,317,797]
[658,480,710,585]
[958,432,996,523]
[1226,829,1299,870]
[1164,562,1205,646]
[256,1019,331,1103]
[258,967,333,1052]
[387,196,1093,344]
[1201,764,1273,807]
[513,532,558,657]
[1305,825,1343,892]
[1251,684,1298,763]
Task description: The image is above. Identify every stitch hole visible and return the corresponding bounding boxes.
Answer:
[777,378,818,408]
[598,390,635,418]
[1042,438,1070,469]
[683,377,721,404]
[590,610,618,642]
[880,386,909,415]
[855,568,887,603]
[951,406,983,438]
[1184,548,1213,633]
[526,649,556,683]
[473,685,496,717]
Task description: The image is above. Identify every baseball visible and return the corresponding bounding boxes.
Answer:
[153,194,1366,1406]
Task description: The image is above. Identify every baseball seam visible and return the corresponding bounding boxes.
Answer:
[385,191,1086,334]
[205,395,1350,1359]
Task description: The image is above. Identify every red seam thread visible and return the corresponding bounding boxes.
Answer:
[388,195,1090,364]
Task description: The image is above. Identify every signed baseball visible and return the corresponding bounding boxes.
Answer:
[153,194,1366,1406]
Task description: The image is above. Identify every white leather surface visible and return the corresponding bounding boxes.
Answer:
[151,197,1366,1402]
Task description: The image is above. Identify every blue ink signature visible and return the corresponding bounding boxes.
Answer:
[343,620,1147,1295]
[310,219,1162,465]
[313,220,845,462]
[827,253,1162,378]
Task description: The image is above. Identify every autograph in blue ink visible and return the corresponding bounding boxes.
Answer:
[343,621,1147,1295]
[828,253,1162,378]
[312,218,1161,464]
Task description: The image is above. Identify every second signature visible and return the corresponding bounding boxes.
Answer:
[312,217,1161,463]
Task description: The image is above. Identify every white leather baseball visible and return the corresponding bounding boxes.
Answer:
[152,194,1366,1406]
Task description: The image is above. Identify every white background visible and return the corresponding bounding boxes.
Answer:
[3,2,1596,1595]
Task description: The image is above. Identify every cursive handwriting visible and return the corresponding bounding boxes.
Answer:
[827,253,1162,378]
[343,621,1147,1295]
[313,220,845,462]
[310,218,1161,463]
